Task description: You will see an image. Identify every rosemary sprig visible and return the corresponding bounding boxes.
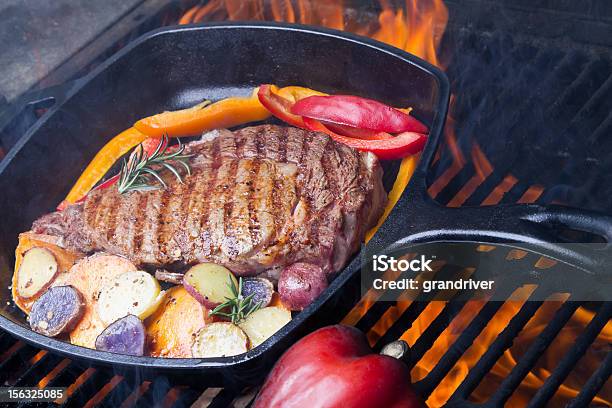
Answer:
[210,277,263,324]
[117,134,192,194]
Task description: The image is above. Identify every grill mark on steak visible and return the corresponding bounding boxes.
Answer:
[278,126,288,162]
[132,192,148,252]
[221,159,241,258]
[247,160,261,249]
[32,125,387,275]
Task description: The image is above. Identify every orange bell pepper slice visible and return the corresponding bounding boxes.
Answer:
[134,88,271,138]
[60,127,149,208]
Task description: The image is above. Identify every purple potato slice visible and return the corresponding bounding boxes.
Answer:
[95,314,145,356]
[242,278,274,308]
[29,285,85,337]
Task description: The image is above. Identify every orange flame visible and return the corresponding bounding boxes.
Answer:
[178,1,610,406]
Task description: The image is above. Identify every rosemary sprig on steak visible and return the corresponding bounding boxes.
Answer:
[210,277,262,324]
[117,134,192,194]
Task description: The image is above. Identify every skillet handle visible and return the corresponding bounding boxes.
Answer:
[384,199,612,275]
[0,79,83,155]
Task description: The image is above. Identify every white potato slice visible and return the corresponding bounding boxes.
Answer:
[191,322,248,358]
[97,271,164,325]
[239,306,292,348]
[17,247,59,299]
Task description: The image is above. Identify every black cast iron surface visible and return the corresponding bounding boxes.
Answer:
[0,22,448,385]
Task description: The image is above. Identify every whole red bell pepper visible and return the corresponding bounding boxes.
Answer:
[291,95,428,134]
[253,325,423,408]
[303,118,427,160]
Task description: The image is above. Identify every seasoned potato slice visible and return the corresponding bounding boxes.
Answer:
[242,278,274,309]
[192,322,248,358]
[146,286,211,358]
[12,232,83,313]
[54,253,137,349]
[17,247,58,299]
[95,315,146,356]
[28,285,85,337]
[183,263,238,308]
[239,306,292,348]
[97,271,163,325]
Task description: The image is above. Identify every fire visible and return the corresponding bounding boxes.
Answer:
[179,1,610,406]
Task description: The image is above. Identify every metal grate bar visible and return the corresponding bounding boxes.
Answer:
[0,344,40,385]
[133,376,172,408]
[566,349,612,408]
[371,265,468,350]
[527,302,612,407]
[433,163,478,206]
[98,377,141,408]
[546,58,610,122]
[13,352,65,387]
[451,294,560,400]
[413,293,513,397]
[62,369,113,408]
[491,300,582,405]
[169,386,206,407]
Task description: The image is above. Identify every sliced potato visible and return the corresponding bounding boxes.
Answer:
[146,286,211,358]
[95,315,146,356]
[12,232,84,313]
[242,278,274,309]
[239,306,292,348]
[17,247,58,299]
[54,253,137,349]
[29,286,85,337]
[97,271,163,325]
[192,322,248,358]
[183,263,238,308]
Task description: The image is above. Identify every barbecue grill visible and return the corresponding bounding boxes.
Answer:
[0,1,610,407]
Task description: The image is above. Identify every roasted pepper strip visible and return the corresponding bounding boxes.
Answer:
[276,86,328,102]
[292,95,428,134]
[134,88,271,137]
[61,127,149,207]
[257,85,307,128]
[303,117,427,160]
[60,136,165,209]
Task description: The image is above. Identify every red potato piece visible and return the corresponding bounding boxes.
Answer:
[183,263,238,308]
[242,278,274,309]
[145,286,212,358]
[278,263,329,311]
[191,322,248,358]
[95,315,146,356]
[53,253,138,349]
[29,286,85,337]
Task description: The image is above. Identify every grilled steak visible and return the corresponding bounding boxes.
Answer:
[33,125,387,276]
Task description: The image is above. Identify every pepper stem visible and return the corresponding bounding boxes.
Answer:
[380,340,411,364]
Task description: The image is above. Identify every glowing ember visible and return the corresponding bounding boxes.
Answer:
[178,1,611,406]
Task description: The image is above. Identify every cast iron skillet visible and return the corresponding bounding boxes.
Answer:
[0,22,610,387]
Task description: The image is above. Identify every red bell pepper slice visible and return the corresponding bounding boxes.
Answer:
[303,117,427,160]
[291,94,428,134]
[257,85,306,128]
[323,122,392,140]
